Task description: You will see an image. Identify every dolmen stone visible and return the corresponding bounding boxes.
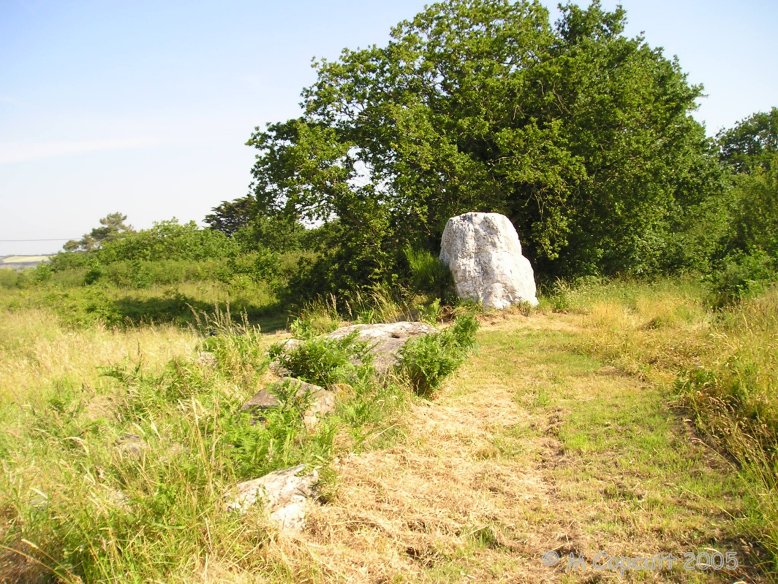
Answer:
[327,321,436,374]
[276,321,436,376]
[225,464,318,534]
[241,378,336,430]
[440,212,538,309]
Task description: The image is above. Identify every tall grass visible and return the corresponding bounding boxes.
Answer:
[549,277,778,570]
[0,303,410,581]
[0,306,198,404]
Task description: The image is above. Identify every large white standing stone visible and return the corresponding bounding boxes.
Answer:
[440,212,538,309]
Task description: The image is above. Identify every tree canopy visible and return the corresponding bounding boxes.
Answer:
[64,212,134,252]
[244,0,722,292]
[715,109,778,265]
[205,196,258,237]
[717,107,777,173]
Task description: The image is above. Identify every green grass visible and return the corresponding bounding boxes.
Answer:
[416,312,762,582]
[0,276,281,329]
[547,277,778,574]
[1,273,776,580]
[0,301,411,581]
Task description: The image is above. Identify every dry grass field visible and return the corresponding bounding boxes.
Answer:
[0,279,775,582]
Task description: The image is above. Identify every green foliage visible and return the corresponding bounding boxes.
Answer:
[95,219,238,263]
[269,333,374,387]
[222,385,327,480]
[707,151,778,306]
[283,209,397,300]
[727,155,778,258]
[717,107,777,174]
[49,219,241,285]
[706,250,776,308]
[36,220,290,327]
[398,315,478,396]
[244,0,719,290]
[709,113,778,307]
[404,247,454,300]
[205,195,259,237]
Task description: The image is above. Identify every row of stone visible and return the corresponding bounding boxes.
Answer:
[223,320,437,534]
[222,211,540,534]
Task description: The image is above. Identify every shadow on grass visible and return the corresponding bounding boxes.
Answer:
[111,295,288,333]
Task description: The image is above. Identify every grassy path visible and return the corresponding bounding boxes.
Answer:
[272,312,763,582]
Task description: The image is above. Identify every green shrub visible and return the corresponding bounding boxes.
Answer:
[707,250,777,308]
[398,315,478,396]
[404,247,454,300]
[83,263,103,285]
[269,332,374,387]
[0,268,20,288]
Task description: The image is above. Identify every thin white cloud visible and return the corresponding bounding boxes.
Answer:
[0,138,154,164]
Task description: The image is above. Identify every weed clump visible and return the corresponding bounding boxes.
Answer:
[269,333,374,388]
[398,315,478,397]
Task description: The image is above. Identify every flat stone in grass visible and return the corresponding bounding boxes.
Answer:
[273,321,435,375]
[115,433,148,459]
[241,377,336,430]
[225,465,318,534]
[326,321,436,374]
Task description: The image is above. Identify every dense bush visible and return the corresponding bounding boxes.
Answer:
[269,332,374,387]
[707,115,778,306]
[706,250,776,308]
[0,269,21,289]
[96,219,238,263]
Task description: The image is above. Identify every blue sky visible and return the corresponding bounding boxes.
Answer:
[1,0,776,255]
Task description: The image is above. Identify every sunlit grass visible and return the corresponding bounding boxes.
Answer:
[0,307,198,404]
[549,277,778,572]
[0,298,410,581]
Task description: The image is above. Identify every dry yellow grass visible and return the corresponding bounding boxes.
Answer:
[0,256,50,264]
[0,307,199,403]
[252,313,762,583]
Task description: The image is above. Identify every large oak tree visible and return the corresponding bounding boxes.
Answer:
[246,0,721,290]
